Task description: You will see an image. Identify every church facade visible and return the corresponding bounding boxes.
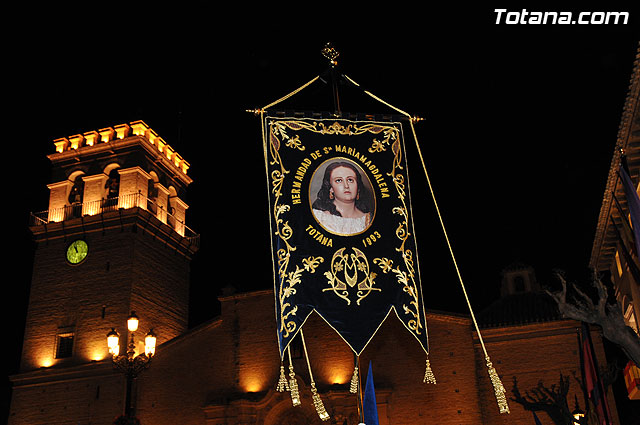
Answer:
[8,120,620,424]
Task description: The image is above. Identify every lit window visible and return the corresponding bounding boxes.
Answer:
[625,304,639,335]
[55,332,74,359]
[615,250,623,277]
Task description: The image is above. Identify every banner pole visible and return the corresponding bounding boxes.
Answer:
[357,355,364,424]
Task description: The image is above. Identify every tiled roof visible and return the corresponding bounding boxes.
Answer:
[478,291,562,328]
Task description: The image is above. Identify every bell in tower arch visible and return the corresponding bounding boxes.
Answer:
[103,169,120,211]
[67,175,84,219]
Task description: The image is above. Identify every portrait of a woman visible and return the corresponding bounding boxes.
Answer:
[311,160,374,235]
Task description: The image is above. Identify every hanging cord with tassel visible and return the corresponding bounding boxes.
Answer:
[406,117,509,414]
[423,356,437,384]
[254,67,506,413]
[300,329,330,421]
[344,74,508,414]
[345,74,438,388]
[276,360,289,392]
[287,345,301,406]
[355,355,365,424]
[255,75,320,402]
[350,354,359,394]
[407,114,509,414]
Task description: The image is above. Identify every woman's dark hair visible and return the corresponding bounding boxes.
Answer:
[311,161,373,216]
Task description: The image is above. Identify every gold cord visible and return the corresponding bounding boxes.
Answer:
[259,70,508,414]
[300,329,330,421]
[347,73,486,354]
[259,76,321,410]
[300,330,314,383]
[253,76,320,113]
[343,75,430,354]
[343,74,412,117]
[408,118,509,413]
[287,345,301,406]
[346,75,508,413]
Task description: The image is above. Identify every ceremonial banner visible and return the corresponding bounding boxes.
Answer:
[263,116,429,358]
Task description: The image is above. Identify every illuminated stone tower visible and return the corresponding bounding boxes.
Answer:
[9,120,198,424]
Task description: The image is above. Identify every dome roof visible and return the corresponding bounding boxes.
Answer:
[478,291,562,328]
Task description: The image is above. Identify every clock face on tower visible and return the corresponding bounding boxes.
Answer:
[66,239,88,264]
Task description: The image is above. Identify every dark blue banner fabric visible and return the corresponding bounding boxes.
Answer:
[264,117,429,357]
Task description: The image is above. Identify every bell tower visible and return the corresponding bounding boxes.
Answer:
[500,262,539,297]
[9,120,198,423]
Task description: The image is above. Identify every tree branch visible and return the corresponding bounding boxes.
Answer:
[546,272,640,367]
[511,375,575,425]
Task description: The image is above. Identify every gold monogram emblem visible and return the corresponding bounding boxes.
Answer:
[323,247,381,305]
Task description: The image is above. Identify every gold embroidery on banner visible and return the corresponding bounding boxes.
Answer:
[302,256,324,272]
[323,247,381,305]
[270,120,401,154]
[268,120,325,339]
[270,121,309,151]
[268,119,404,340]
[318,121,354,135]
[280,257,324,336]
[368,127,400,154]
[373,137,423,335]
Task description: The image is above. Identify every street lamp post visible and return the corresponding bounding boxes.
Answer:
[572,395,586,425]
[107,311,157,423]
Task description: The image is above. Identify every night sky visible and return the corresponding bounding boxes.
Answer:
[4,7,640,419]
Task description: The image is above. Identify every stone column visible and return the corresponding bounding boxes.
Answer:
[47,181,72,222]
[169,197,189,236]
[118,167,152,210]
[82,174,108,216]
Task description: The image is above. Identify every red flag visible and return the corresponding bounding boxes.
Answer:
[581,323,612,425]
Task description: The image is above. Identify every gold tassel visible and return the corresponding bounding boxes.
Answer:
[349,365,359,394]
[311,382,330,421]
[485,356,509,414]
[276,364,289,392]
[423,358,436,384]
[288,364,301,406]
[299,329,329,421]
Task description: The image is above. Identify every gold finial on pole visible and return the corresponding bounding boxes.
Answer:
[321,42,340,66]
